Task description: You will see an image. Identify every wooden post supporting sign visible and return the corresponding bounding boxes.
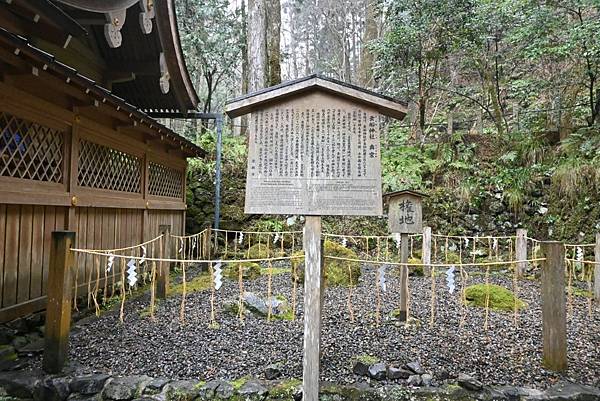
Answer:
[399,232,409,320]
[157,224,171,299]
[44,231,76,374]
[540,241,567,371]
[302,216,323,401]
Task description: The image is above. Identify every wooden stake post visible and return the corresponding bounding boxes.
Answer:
[540,241,567,371]
[157,224,171,299]
[44,231,76,373]
[422,226,432,276]
[385,190,427,322]
[225,75,407,401]
[516,229,527,277]
[595,233,600,303]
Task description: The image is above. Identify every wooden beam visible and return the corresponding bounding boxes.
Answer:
[43,231,76,374]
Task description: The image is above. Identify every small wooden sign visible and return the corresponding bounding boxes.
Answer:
[386,190,425,233]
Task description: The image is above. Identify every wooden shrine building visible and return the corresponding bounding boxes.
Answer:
[0,0,203,321]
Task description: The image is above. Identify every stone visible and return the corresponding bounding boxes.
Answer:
[457,373,484,392]
[368,363,387,381]
[0,369,43,398]
[243,292,287,318]
[238,380,268,399]
[496,385,546,400]
[386,366,411,380]
[70,374,110,395]
[164,380,197,400]
[405,361,424,375]
[407,375,423,387]
[198,380,229,400]
[264,364,282,380]
[545,382,600,401]
[143,377,170,395]
[33,376,71,401]
[0,345,17,361]
[421,374,433,387]
[102,376,151,401]
[67,395,101,401]
[352,360,369,377]
[0,326,17,345]
[18,339,44,355]
[215,381,234,399]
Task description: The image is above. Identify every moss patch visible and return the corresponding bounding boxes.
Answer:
[269,378,302,399]
[352,354,379,366]
[223,262,261,280]
[291,240,361,286]
[170,272,212,295]
[246,243,273,259]
[571,287,593,298]
[464,284,526,311]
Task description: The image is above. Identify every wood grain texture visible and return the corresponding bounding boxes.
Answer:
[398,232,409,322]
[302,216,322,401]
[422,227,431,276]
[595,233,600,303]
[541,241,567,371]
[43,231,75,373]
[516,229,527,277]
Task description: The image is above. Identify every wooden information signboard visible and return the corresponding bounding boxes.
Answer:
[245,93,383,215]
[226,75,406,401]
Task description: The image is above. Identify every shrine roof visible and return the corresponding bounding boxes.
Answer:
[225,74,407,119]
[383,190,429,199]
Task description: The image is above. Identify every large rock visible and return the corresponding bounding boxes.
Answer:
[142,377,170,396]
[164,380,197,400]
[405,361,424,375]
[0,369,43,398]
[238,380,268,400]
[264,364,282,380]
[386,366,411,380]
[198,380,232,400]
[407,375,423,387]
[69,373,110,395]
[242,292,287,318]
[33,376,71,401]
[457,373,484,392]
[102,376,151,401]
[368,363,387,381]
[421,374,433,387]
[545,382,600,401]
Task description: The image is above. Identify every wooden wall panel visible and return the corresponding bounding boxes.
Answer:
[0,205,5,306]
[4,205,20,308]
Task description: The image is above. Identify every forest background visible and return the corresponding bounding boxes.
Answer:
[168,0,600,243]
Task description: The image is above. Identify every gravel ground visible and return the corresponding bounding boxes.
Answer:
[61,263,600,389]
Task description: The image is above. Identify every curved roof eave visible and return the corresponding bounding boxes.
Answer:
[155,0,199,113]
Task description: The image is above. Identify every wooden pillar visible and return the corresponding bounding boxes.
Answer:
[302,216,322,401]
[44,231,76,374]
[398,232,409,321]
[540,241,567,372]
[157,225,171,299]
[594,233,600,302]
[422,227,432,276]
[516,229,527,277]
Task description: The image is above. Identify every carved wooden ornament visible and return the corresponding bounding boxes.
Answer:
[138,0,155,34]
[104,9,127,48]
[159,52,170,94]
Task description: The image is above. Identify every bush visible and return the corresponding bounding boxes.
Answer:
[291,240,361,286]
[464,284,526,311]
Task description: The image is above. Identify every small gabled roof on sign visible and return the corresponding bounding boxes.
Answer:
[225,74,407,119]
[383,190,429,199]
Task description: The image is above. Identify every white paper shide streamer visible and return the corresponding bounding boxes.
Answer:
[378,265,386,292]
[126,258,138,287]
[107,254,115,272]
[446,266,455,294]
[213,261,223,291]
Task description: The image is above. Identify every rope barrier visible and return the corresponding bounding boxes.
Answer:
[70,250,305,264]
[323,255,546,267]
[77,234,164,253]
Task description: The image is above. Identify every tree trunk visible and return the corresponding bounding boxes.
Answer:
[248,0,268,92]
[359,0,377,86]
[266,0,281,86]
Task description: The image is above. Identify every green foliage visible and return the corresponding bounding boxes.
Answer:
[246,243,274,259]
[464,284,526,311]
[291,240,361,287]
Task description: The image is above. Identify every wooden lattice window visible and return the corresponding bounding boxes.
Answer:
[149,162,183,198]
[0,112,64,183]
[78,139,141,193]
